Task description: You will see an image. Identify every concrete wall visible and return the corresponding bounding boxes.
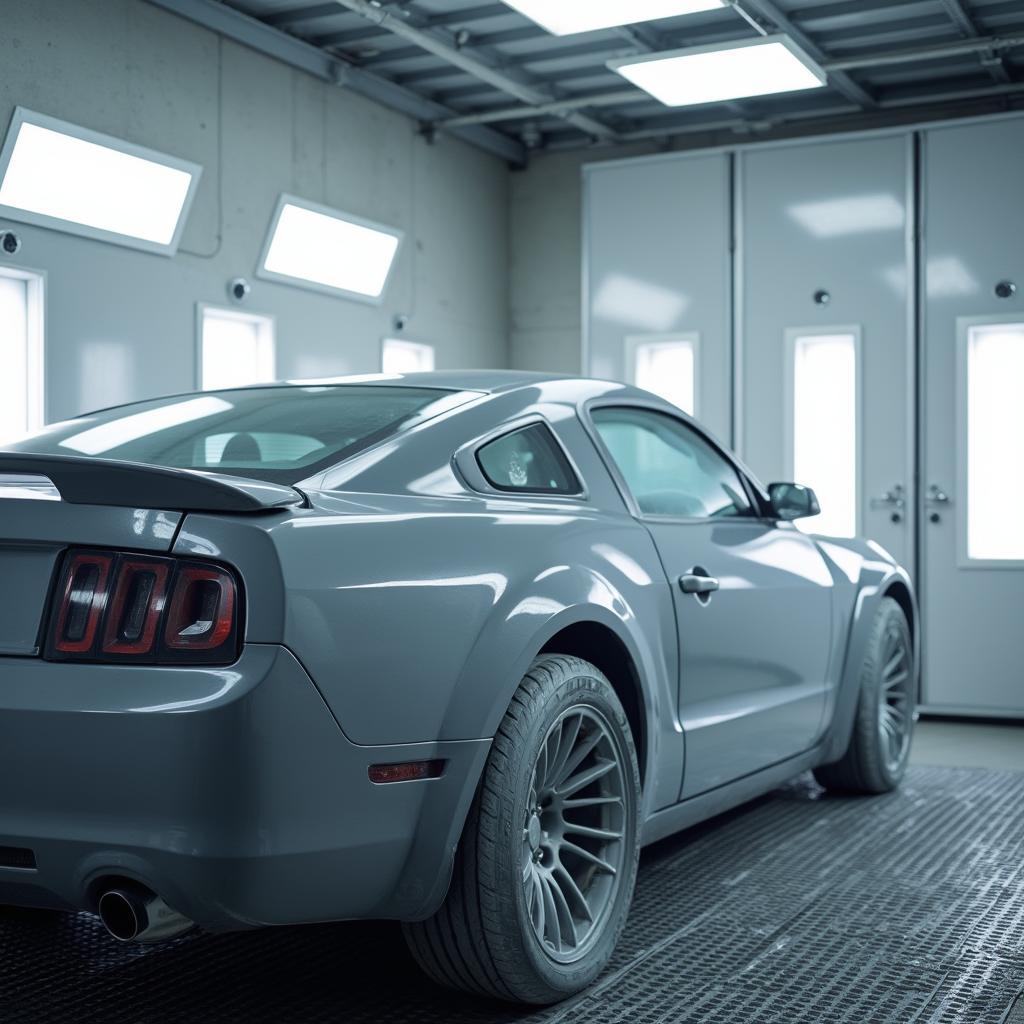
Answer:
[0,0,509,422]
[509,145,657,376]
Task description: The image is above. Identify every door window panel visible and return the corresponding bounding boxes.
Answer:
[592,406,752,518]
[0,269,44,445]
[789,330,859,537]
[626,334,698,415]
[965,322,1024,561]
[199,306,275,391]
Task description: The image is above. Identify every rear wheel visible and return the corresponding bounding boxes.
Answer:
[814,597,915,794]
[403,654,641,1004]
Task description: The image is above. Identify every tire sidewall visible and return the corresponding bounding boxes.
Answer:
[859,600,915,790]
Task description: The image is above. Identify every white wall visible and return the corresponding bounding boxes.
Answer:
[0,0,510,422]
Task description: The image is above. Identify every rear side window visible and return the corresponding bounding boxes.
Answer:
[476,423,580,495]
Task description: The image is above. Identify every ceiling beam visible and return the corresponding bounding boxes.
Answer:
[937,0,1011,82]
[144,0,527,165]
[329,0,620,142]
[310,4,508,48]
[431,31,1024,128]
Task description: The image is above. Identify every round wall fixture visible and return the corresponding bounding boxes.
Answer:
[228,277,251,303]
[1,230,22,256]
[813,289,831,306]
[995,280,1017,299]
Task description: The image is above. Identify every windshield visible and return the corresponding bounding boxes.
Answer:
[5,385,470,484]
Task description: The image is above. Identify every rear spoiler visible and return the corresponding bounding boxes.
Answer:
[0,453,305,514]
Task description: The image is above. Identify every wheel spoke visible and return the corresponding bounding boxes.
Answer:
[554,865,593,924]
[562,822,623,842]
[884,669,908,690]
[883,648,905,679]
[562,795,623,810]
[547,714,582,790]
[539,873,561,952]
[553,729,604,790]
[560,840,617,875]
[556,758,615,797]
[545,872,577,948]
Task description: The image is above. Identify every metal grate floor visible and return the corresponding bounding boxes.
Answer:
[1,766,1022,1023]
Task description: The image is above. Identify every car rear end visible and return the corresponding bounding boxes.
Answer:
[0,384,490,935]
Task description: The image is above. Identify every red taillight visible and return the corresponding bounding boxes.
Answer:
[163,565,235,652]
[53,552,112,654]
[46,549,241,665]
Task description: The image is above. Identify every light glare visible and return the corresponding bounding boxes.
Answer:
[593,273,688,332]
[611,37,826,107]
[263,201,401,299]
[501,0,723,35]
[789,194,904,238]
[0,120,193,246]
[792,333,858,538]
[966,323,1024,560]
[631,339,696,415]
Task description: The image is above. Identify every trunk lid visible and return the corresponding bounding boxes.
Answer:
[0,455,300,658]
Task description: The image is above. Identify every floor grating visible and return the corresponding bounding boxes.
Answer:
[0,766,1022,1023]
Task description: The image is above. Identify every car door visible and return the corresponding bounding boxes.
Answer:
[588,404,834,799]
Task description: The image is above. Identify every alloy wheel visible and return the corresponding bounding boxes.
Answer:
[878,624,913,773]
[521,706,628,964]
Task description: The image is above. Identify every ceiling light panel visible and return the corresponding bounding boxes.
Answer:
[609,35,827,107]
[501,0,724,36]
[259,195,403,303]
[0,107,201,255]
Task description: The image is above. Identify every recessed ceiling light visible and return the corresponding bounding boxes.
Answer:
[609,35,826,107]
[259,195,403,302]
[0,107,200,255]
[501,0,724,36]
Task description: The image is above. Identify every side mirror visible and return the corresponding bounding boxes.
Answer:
[768,482,820,521]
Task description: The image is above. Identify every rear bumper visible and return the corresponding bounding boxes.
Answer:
[0,645,489,929]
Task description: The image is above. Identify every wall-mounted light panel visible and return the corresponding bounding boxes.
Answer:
[501,0,724,36]
[381,338,435,374]
[0,108,201,255]
[0,267,45,446]
[259,194,403,303]
[609,35,826,107]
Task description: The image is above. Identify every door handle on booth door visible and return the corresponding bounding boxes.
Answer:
[679,573,720,595]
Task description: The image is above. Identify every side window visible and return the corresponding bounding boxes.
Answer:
[476,423,580,495]
[591,407,752,519]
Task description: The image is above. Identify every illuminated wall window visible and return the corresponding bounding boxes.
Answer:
[626,334,698,415]
[381,338,435,374]
[199,306,275,392]
[260,194,402,302]
[788,329,859,537]
[964,321,1024,561]
[0,108,200,255]
[0,267,44,445]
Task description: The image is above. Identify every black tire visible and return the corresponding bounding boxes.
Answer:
[403,654,641,1005]
[814,597,915,794]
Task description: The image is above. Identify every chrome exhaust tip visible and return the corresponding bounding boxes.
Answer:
[97,884,193,943]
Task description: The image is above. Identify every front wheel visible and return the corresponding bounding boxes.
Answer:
[814,596,916,794]
[403,654,641,1004]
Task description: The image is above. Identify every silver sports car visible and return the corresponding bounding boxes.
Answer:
[0,371,916,1004]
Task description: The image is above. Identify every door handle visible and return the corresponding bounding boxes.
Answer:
[870,483,905,523]
[925,484,950,523]
[679,573,720,595]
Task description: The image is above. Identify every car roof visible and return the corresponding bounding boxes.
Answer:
[282,369,650,401]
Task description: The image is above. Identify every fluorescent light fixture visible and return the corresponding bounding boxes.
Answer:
[609,35,826,107]
[789,193,904,238]
[501,0,723,35]
[259,194,402,302]
[0,107,200,255]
